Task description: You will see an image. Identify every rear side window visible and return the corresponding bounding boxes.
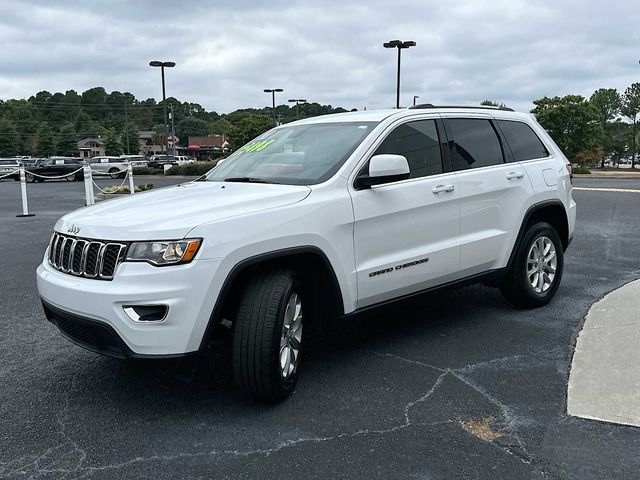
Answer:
[373,120,443,179]
[448,118,504,170]
[498,120,549,161]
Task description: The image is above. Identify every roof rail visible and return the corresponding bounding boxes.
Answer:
[409,104,515,112]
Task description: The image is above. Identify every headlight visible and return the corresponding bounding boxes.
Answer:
[126,239,202,266]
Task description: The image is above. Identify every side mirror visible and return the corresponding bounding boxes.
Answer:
[354,154,410,189]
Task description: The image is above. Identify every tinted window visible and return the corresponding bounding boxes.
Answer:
[373,120,442,178]
[448,119,503,170]
[64,159,79,164]
[498,120,549,161]
[109,159,122,163]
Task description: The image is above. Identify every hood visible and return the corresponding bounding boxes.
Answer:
[55,181,311,240]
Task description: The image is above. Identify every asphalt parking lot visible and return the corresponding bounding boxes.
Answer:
[1,176,639,479]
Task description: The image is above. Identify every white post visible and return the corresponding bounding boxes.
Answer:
[83,165,95,205]
[128,163,135,195]
[16,166,35,217]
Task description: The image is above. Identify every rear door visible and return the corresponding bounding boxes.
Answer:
[350,117,461,308]
[443,115,533,275]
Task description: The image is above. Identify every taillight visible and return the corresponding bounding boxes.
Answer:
[566,163,573,179]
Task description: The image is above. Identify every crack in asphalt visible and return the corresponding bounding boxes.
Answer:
[0,369,452,479]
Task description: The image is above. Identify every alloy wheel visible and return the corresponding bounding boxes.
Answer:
[527,236,557,294]
[279,292,303,379]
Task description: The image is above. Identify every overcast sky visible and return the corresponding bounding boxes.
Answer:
[1,0,639,113]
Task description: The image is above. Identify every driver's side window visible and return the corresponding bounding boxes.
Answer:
[373,120,443,179]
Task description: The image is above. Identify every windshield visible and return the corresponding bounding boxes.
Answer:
[205,121,377,185]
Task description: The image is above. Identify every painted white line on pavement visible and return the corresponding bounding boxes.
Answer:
[573,187,640,193]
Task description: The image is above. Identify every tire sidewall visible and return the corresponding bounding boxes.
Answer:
[518,223,564,303]
[272,274,304,393]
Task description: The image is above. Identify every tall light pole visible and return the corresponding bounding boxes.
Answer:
[288,98,306,119]
[413,95,420,106]
[264,88,284,126]
[383,40,416,109]
[149,60,176,155]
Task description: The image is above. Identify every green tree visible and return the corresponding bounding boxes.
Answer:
[36,122,57,157]
[621,83,640,169]
[210,118,233,135]
[57,123,78,156]
[0,118,20,156]
[531,95,602,161]
[175,117,210,146]
[121,123,140,155]
[103,129,122,156]
[227,114,273,150]
[480,100,498,106]
[590,88,621,167]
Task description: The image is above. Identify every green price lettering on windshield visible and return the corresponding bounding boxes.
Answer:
[241,139,276,153]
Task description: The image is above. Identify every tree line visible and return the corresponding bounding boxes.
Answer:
[2,84,638,165]
[524,84,639,168]
[0,87,350,157]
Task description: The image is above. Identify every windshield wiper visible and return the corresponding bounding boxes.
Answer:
[224,176,278,184]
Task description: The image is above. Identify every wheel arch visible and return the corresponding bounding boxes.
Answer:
[198,246,344,349]
[506,199,569,270]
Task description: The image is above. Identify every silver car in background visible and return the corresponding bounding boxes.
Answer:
[87,156,129,178]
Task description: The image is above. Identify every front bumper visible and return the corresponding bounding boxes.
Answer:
[37,255,226,356]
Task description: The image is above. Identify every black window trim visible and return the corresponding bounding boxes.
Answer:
[352,116,449,190]
[494,119,551,163]
[442,117,508,172]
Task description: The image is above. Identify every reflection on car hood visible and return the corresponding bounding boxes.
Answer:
[55,181,312,240]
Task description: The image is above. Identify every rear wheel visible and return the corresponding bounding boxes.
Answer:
[500,222,563,308]
[65,174,74,182]
[108,168,120,179]
[25,172,35,183]
[232,269,304,402]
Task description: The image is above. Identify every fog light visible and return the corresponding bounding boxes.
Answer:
[123,305,168,322]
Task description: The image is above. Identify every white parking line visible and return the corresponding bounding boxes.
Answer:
[573,187,640,193]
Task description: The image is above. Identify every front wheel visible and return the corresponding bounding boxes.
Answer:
[108,168,120,179]
[500,222,564,308]
[25,172,35,183]
[232,269,304,402]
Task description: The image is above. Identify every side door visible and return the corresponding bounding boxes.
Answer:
[350,117,461,309]
[442,115,534,276]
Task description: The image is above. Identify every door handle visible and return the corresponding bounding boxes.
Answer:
[432,184,455,194]
[506,171,525,180]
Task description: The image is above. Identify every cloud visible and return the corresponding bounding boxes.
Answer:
[1,0,639,113]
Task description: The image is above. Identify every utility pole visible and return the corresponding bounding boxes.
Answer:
[124,100,130,155]
[288,99,307,120]
[169,105,176,156]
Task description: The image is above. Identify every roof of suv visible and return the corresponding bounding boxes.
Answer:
[289,106,533,126]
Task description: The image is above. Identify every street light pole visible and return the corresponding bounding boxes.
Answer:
[383,40,416,109]
[264,88,284,126]
[150,60,176,155]
[288,98,307,119]
[413,95,420,106]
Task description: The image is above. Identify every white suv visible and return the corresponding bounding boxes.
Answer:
[37,106,576,402]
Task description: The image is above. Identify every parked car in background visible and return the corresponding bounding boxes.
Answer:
[174,155,195,165]
[120,155,148,167]
[25,158,84,182]
[147,155,176,168]
[87,156,128,178]
[0,158,20,181]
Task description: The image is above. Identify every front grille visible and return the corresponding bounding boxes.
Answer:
[48,232,127,280]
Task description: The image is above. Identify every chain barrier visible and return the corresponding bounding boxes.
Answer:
[0,169,20,179]
[10,164,135,216]
[22,166,85,180]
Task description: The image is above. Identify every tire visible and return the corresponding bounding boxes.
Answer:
[232,269,304,402]
[65,174,74,182]
[75,172,83,181]
[500,222,564,308]
[25,173,35,183]
[108,168,119,179]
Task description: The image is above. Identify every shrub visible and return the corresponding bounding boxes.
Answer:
[133,166,163,175]
[573,166,591,174]
[102,183,154,194]
[166,161,216,176]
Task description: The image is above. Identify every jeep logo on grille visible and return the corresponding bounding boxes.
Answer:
[66,224,80,235]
